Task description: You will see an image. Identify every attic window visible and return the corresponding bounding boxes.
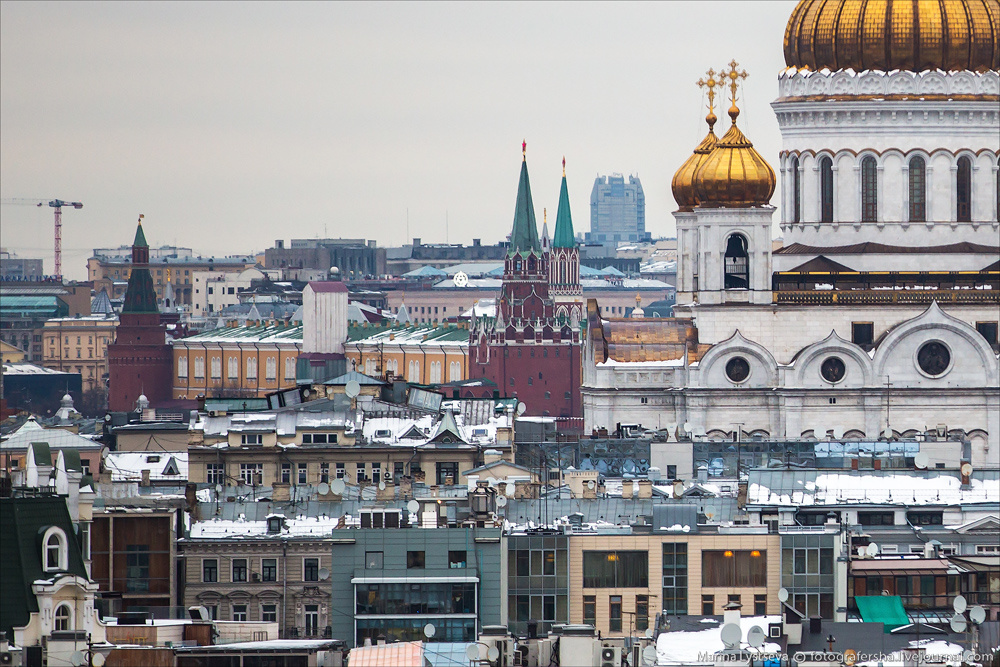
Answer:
[146,455,160,463]
[42,526,69,572]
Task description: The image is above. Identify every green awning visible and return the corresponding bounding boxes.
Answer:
[855,595,909,632]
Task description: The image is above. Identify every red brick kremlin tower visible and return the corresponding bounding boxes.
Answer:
[107,218,173,411]
[469,143,582,418]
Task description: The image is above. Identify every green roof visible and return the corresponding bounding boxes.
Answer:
[854,595,909,631]
[508,156,540,256]
[552,174,575,248]
[133,222,148,248]
[122,266,159,314]
[30,442,51,466]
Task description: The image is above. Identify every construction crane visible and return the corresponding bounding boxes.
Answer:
[0,198,83,277]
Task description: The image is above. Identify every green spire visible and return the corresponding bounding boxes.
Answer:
[552,159,575,248]
[133,220,148,248]
[508,143,540,256]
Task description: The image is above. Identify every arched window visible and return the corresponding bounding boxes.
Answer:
[178,356,188,378]
[723,234,749,290]
[246,357,257,380]
[284,357,296,381]
[54,604,72,631]
[228,357,238,379]
[193,357,205,380]
[861,156,878,222]
[908,156,926,222]
[449,361,461,382]
[265,357,276,381]
[791,156,801,223]
[42,527,67,572]
[957,155,972,222]
[407,360,420,383]
[820,156,834,222]
[210,357,222,380]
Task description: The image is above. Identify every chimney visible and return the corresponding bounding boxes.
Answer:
[723,601,742,627]
[141,469,151,487]
[637,479,652,499]
[697,466,708,484]
[851,458,859,470]
[622,479,634,499]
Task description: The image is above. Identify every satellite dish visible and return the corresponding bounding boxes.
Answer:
[453,271,469,287]
[345,380,361,398]
[92,655,106,667]
[747,625,766,648]
[423,623,436,638]
[318,567,331,581]
[516,402,527,415]
[330,478,346,495]
[683,422,691,434]
[777,588,789,603]
[914,452,929,469]
[642,646,658,665]
[487,646,500,662]
[496,495,508,507]
[949,613,967,633]
[70,651,86,667]
[866,543,879,557]
[466,645,481,661]
[969,605,987,624]
[960,462,973,477]
[882,428,893,439]
[953,595,968,613]
[645,628,653,639]
[407,500,420,514]
[587,480,596,490]
[505,482,515,497]
[318,482,330,495]
[720,623,742,649]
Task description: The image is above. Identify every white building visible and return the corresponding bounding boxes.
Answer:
[191,267,280,319]
[581,0,999,464]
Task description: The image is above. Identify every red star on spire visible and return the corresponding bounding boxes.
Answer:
[522,140,526,157]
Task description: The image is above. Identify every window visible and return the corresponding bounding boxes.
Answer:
[583,596,597,626]
[320,463,329,483]
[210,357,221,380]
[304,604,319,636]
[281,463,291,484]
[203,559,218,583]
[662,543,688,615]
[232,558,248,582]
[298,464,307,485]
[907,511,943,526]
[232,604,247,622]
[791,155,801,223]
[908,156,926,221]
[303,557,319,581]
[241,434,263,445]
[582,551,648,588]
[976,321,998,346]
[178,356,188,378]
[636,594,649,631]
[852,322,874,348]
[723,234,749,289]
[55,604,72,631]
[261,603,277,623]
[239,463,262,485]
[449,551,467,569]
[437,461,459,485]
[265,357,276,381]
[666,465,678,480]
[702,595,715,615]
[262,558,277,582]
[365,551,384,569]
[246,357,257,380]
[598,597,621,637]
[78,522,91,560]
[285,357,296,381]
[356,463,367,482]
[820,156,834,222]
[126,545,150,592]
[701,550,767,587]
[228,357,238,379]
[755,594,767,616]
[407,551,425,569]
[858,511,895,526]
[336,463,345,479]
[194,356,205,379]
[206,463,224,485]
[43,527,67,572]
[957,156,972,222]
[860,155,877,222]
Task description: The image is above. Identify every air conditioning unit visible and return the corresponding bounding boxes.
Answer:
[384,471,393,481]
[595,645,621,667]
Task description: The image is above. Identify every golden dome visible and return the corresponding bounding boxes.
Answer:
[672,119,718,212]
[784,0,1000,73]
[692,62,776,209]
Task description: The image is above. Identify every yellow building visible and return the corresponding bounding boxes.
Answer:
[345,323,469,385]
[172,323,303,400]
[41,316,119,392]
[1,340,26,363]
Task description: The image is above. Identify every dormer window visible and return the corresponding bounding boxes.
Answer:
[42,526,68,572]
[267,516,283,534]
[55,603,72,631]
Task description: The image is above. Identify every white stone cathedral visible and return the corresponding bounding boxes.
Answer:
[581,0,1000,466]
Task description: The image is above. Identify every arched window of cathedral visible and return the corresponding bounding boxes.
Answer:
[861,156,877,222]
[791,156,801,223]
[908,156,926,222]
[957,155,972,222]
[723,234,749,290]
[820,156,834,223]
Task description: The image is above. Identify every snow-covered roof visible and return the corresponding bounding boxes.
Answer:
[657,616,782,665]
[1,418,104,450]
[189,514,344,539]
[104,452,188,482]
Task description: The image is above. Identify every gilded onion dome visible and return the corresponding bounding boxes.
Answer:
[672,69,722,212]
[784,0,1000,73]
[693,62,776,209]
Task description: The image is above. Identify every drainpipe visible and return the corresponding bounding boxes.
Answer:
[282,538,288,638]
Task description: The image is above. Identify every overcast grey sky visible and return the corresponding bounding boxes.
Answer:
[1,1,797,279]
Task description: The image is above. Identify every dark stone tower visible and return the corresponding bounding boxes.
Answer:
[107,220,173,412]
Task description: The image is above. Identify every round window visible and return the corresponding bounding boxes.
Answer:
[725,356,750,383]
[917,341,951,376]
[820,356,846,383]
